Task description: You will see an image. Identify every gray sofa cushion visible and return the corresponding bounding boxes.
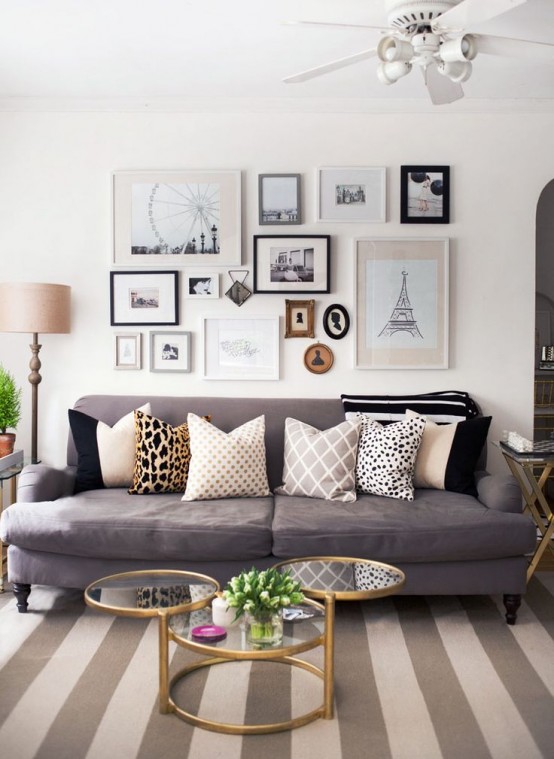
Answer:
[1,490,274,562]
[271,490,536,562]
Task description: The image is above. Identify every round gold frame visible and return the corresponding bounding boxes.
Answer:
[304,342,334,374]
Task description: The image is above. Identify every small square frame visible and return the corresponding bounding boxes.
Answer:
[184,271,219,298]
[317,167,386,223]
[400,166,450,224]
[285,299,315,338]
[259,174,301,225]
[150,331,191,372]
[110,270,179,326]
[114,333,141,370]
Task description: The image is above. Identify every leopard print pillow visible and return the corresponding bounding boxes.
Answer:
[129,410,207,495]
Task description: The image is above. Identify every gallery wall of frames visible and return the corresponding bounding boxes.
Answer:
[111,165,451,378]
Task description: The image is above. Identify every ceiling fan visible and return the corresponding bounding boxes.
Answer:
[283,0,554,104]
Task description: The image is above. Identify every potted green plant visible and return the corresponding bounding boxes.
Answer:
[223,567,304,647]
[0,365,22,457]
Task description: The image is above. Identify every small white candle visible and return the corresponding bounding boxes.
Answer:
[212,596,238,628]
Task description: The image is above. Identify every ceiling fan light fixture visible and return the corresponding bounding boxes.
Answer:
[377,36,414,63]
[440,34,477,63]
[437,59,473,82]
[377,60,412,84]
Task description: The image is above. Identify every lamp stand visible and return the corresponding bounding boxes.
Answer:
[28,333,42,464]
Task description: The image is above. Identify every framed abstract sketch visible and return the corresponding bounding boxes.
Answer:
[112,170,241,266]
[259,174,301,225]
[355,238,449,369]
[150,331,191,373]
[110,270,179,326]
[317,167,386,223]
[400,166,450,224]
[202,316,279,380]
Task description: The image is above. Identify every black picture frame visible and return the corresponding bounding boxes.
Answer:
[323,304,350,340]
[400,165,450,224]
[258,174,301,225]
[253,235,331,294]
[110,270,179,326]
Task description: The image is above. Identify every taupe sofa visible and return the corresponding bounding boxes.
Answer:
[0,395,536,623]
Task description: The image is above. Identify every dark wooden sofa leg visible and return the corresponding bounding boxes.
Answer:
[13,583,31,613]
[503,593,521,625]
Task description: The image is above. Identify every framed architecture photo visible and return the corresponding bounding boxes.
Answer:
[400,166,450,224]
[150,331,191,372]
[259,174,301,225]
[112,169,241,266]
[355,238,449,369]
[202,316,279,380]
[110,270,179,326]
[323,304,350,340]
[184,271,219,298]
[304,343,334,374]
[253,235,330,294]
[317,167,386,223]
[285,299,315,338]
[114,333,141,370]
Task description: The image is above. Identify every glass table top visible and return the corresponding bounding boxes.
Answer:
[84,570,219,618]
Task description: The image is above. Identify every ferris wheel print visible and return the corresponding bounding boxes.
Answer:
[147,182,221,255]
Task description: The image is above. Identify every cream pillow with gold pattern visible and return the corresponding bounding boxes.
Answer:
[182,413,270,501]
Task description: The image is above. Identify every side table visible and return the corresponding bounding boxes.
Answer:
[0,459,25,592]
[496,442,554,581]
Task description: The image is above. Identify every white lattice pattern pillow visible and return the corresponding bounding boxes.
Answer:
[355,415,425,501]
[182,413,270,500]
[275,417,362,502]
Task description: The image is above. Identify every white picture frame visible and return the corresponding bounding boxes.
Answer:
[355,238,449,369]
[317,167,386,223]
[202,316,279,380]
[184,271,219,299]
[112,169,241,267]
[114,333,141,370]
[150,331,191,372]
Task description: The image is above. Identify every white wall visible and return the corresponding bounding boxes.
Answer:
[0,109,551,472]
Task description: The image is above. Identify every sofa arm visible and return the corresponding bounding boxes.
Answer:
[475,470,523,513]
[16,464,76,502]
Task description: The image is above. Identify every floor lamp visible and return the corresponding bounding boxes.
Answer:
[0,283,71,464]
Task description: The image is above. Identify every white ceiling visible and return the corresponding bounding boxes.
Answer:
[0,0,553,111]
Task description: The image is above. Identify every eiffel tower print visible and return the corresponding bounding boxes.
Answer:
[379,270,423,338]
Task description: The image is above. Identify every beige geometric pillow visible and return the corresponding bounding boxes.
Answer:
[275,417,362,502]
[182,413,270,501]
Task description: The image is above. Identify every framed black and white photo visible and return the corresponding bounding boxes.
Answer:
[110,270,179,326]
[259,174,301,225]
[114,333,141,370]
[253,235,330,294]
[323,304,350,340]
[184,271,219,299]
[150,331,191,372]
[401,166,450,224]
[317,167,386,223]
[202,316,279,380]
[285,299,315,338]
[355,238,449,369]
[112,170,241,266]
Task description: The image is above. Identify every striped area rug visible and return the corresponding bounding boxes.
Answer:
[1,576,553,759]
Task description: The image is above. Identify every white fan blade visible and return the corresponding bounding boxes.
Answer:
[423,63,464,105]
[474,34,554,63]
[432,0,527,34]
[284,20,387,32]
[283,48,377,84]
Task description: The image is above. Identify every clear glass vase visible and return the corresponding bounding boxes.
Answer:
[245,609,283,647]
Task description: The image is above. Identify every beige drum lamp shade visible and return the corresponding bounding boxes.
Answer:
[0,283,71,334]
[0,282,71,463]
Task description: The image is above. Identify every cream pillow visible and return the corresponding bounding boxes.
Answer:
[275,417,361,502]
[182,413,270,500]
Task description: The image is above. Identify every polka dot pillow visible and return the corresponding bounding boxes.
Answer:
[355,414,426,501]
[182,413,270,501]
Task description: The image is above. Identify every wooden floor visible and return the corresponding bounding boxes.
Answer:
[538,547,554,570]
